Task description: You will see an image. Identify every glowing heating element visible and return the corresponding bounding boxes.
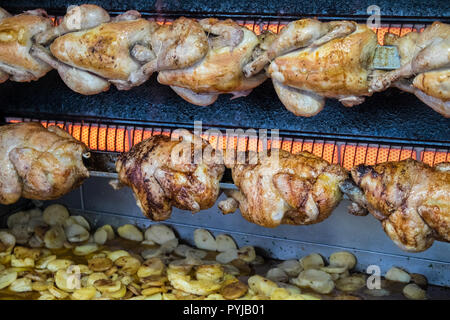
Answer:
[6,118,449,170]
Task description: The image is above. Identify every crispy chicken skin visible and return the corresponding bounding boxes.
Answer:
[244,19,377,116]
[347,159,450,252]
[0,8,52,82]
[370,22,450,117]
[114,134,225,221]
[31,4,209,94]
[0,122,89,205]
[157,18,267,106]
[218,150,348,228]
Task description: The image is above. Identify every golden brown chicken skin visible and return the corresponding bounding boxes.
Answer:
[0,9,52,82]
[219,150,348,228]
[0,122,89,205]
[113,134,225,221]
[349,159,450,252]
[157,18,267,106]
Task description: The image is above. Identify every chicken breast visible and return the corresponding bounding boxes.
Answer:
[0,122,89,205]
[219,150,348,228]
[114,134,225,221]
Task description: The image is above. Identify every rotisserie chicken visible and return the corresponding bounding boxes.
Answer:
[370,22,450,117]
[244,19,377,116]
[0,122,89,205]
[112,133,225,221]
[157,18,267,106]
[0,8,52,83]
[30,4,209,94]
[340,159,450,252]
[218,150,348,228]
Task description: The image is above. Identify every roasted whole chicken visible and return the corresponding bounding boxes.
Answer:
[370,22,450,117]
[0,8,52,83]
[218,150,348,228]
[340,159,450,252]
[0,122,89,205]
[157,18,267,106]
[31,4,208,94]
[244,19,378,116]
[113,134,225,221]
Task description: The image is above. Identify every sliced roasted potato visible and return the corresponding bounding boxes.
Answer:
[99,225,115,241]
[107,250,130,262]
[221,280,248,300]
[294,269,335,294]
[36,255,57,269]
[411,273,428,288]
[216,249,238,264]
[44,226,66,249]
[266,268,289,283]
[248,275,278,297]
[43,204,70,226]
[0,231,16,252]
[329,251,356,270]
[195,264,224,282]
[320,265,348,274]
[385,267,411,283]
[137,257,165,278]
[47,259,74,272]
[145,225,176,245]
[160,238,178,254]
[93,229,108,245]
[117,224,143,242]
[48,285,69,299]
[403,283,426,300]
[88,257,113,272]
[335,274,366,292]
[300,253,324,270]
[94,279,122,293]
[7,211,30,228]
[277,260,302,277]
[114,256,141,275]
[0,269,18,289]
[141,247,162,260]
[69,216,90,231]
[237,246,256,263]
[65,224,90,243]
[72,286,98,300]
[194,229,217,251]
[73,243,99,256]
[215,234,237,252]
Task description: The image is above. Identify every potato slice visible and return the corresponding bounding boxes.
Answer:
[385,267,411,283]
[94,279,122,293]
[276,282,302,295]
[237,246,256,263]
[295,269,335,294]
[88,257,113,272]
[329,251,356,270]
[160,238,178,254]
[248,275,278,297]
[221,280,248,300]
[250,255,264,266]
[11,255,34,268]
[9,224,31,245]
[102,284,127,298]
[118,224,143,242]
[47,259,74,272]
[277,260,302,277]
[73,243,99,256]
[69,216,90,231]
[43,204,70,226]
[114,256,141,275]
[403,283,426,300]
[215,234,237,252]
[222,264,240,276]
[137,257,165,278]
[270,287,291,300]
[216,249,238,264]
[65,224,90,243]
[49,285,69,299]
[7,211,30,228]
[107,250,130,262]
[266,268,289,283]
[44,226,66,249]
[55,269,79,292]
[300,253,324,270]
[98,225,115,241]
[145,225,176,245]
[195,264,224,282]
[363,288,390,297]
[87,273,108,287]
[194,229,217,251]
[72,286,98,300]
[320,265,348,274]
[0,231,15,252]
[335,274,366,292]
[0,269,18,289]
[93,229,108,245]
[141,247,162,260]
[411,273,428,288]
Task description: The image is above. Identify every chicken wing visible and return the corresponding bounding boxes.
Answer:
[0,8,52,83]
[370,22,450,117]
[0,122,89,205]
[343,159,450,252]
[157,18,267,106]
[113,133,225,221]
[218,150,348,228]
